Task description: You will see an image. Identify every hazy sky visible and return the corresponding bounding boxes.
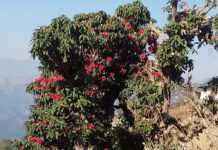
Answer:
[0,0,218,82]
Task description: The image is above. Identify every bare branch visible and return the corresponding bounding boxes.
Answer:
[196,0,218,15]
[148,22,169,43]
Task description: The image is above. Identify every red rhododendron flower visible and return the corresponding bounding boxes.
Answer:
[41,78,47,84]
[34,77,43,83]
[41,86,50,91]
[123,23,133,30]
[54,73,65,81]
[101,76,107,81]
[42,122,49,127]
[146,59,150,65]
[50,93,64,102]
[129,34,139,42]
[47,77,54,84]
[99,65,105,71]
[88,90,95,97]
[89,123,95,129]
[88,62,98,69]
[139,53,146,60]
[36,138,44,145]
[19,146,25,150]
[147,36,156,43]
[106,57,113,64]
[154,72,161,79]
[128,34,134,39]
[101,32,109,38]
[133,37,139,42]
[93,85,99,91]
[110,72,115,78]
[34,83,41,89]
[148,46,156,53]
[28,136,37,143]
[138,29,144,35]
[86,71,91,76]
[36,120,42,126]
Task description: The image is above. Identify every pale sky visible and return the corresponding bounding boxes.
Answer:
[0,0,218,82]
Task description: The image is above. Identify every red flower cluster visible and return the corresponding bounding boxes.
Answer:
[101,32,110,38]
[85,62,99,76]
[146,59,150,65]
[89,123,95,129]
[123,23,133,30]
[85,85,99,97]
[106,57,113,64]
[93,85,99,91]
[35,120,49,126]
[109,72,115,79]
[53,73,65,81]
[34,83,50,91]
[154,72,161,79]
[35,77,53,84]
[86,90,95,97]
[101,76,107,81]
[139,53,146,61]
[147,36,156,43]
[36,120,42,126]
[86,62,98,69]
[138,29,144,35]
[28,136,44,145]
[34,74,65,91]
[129,34,139,42]
[42,122,49,127]
[50,93,64,102]
[19,146,25,150]
[99,65,105,71]
[148,46,157,54]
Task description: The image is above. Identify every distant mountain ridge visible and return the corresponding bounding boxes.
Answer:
[0,59,39,140]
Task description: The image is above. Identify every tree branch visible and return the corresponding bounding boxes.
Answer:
[171,0,179,21]
[148,22,169,43]
[196,0,218,15]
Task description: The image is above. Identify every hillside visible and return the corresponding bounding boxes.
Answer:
[0,60,39,140]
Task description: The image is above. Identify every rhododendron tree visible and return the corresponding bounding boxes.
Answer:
[14,0,218,149]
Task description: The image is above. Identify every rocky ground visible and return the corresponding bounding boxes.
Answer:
[169,95,218,150]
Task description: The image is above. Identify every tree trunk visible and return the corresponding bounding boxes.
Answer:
[163,83,170,113]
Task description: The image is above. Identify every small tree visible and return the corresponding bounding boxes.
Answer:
[15,0,218,149]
